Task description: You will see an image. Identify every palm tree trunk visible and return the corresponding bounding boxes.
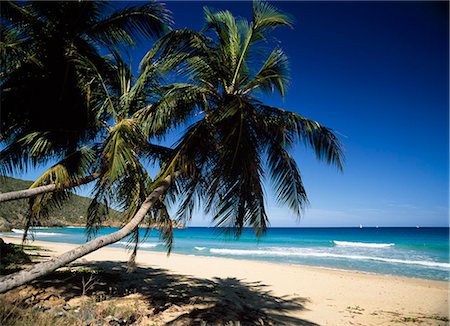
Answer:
[0,172,178,293]
[0,172,101,203]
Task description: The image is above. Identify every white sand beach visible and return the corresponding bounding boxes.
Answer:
[1,236,448,325]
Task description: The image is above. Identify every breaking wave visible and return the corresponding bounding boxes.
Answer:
[117,241,159,248]
[333,241,394,248]
[11,228,63,236]
[208,248,449,269]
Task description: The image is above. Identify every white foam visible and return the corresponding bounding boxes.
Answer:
[117,241,159,248]
[140,243,159,248]
[209,248,450,269]
[333,240,394,248]
[11,228,63,236]
[194,246,206,251]
[11,228,27,234]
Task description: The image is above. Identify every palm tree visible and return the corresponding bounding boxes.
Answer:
[0,0,344,292]
[0,0,171,176]
[138,1,344,235]
[0,50,178,293]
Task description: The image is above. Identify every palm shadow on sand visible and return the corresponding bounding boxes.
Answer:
[12,260,318,325]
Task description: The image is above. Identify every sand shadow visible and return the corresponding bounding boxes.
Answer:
[13,260,317,325]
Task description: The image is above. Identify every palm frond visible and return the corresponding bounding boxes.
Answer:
[18,146,99,241]
[139,29,208,72]
[115,160,151,221]
[22,190,71,243]
[30,146,99,190]
[135,83,211,138]
[0,132,58,176]
[86,118,149,237]
[88,2,172,49]
[102,119,145,180]
[252,0,293,31]
[204,7,241,76]
[1,1,44,32]
[150,199,174,253]
[201,0,293,92]
[0,24,38,79]
[86,184,110,239]
[71,51,118,122]
[266,137,308,216]
[139,143,174,166]
[175,177,201,225]
[243,48,289,98]
[290,114,345,171]
[160,120,215,224]
[210,106,268,235]
[259,105,345,170]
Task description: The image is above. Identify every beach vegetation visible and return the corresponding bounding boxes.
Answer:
[0,239,31,270]
[390,314,449,324]
[430,315,449,322]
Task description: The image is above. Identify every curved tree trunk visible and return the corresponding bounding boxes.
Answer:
[0,173,177,293]
[0,172,101,203]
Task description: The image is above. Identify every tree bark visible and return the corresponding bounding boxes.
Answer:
[0,172,178,293]
[0,172,101,203]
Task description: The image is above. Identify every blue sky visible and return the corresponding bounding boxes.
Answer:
[11,1,449,227]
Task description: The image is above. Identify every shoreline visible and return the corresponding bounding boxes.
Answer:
[2,236,449,325]
[2,234,448,284]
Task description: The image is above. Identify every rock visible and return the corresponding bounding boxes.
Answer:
[104,315,116,321]
[43,295,65,308]
[49,220,66,227]
[170,304,183,312]
[105,315,121,326]
[17,286,40,301]
[46,307,66,317]
[67,295,90,307]
[93,319,104,326]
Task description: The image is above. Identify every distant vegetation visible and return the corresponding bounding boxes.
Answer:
[0,177,124,231]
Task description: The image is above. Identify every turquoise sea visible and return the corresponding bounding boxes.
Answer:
[2,227,449,281]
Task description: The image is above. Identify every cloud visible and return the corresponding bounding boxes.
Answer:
[304,208,351,219]
[350,208,386,214]
[386,201,418,209]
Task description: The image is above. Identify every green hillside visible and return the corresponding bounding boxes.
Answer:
[0,177,124,231]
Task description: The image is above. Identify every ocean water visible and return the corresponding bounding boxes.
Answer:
[2,227,449,281]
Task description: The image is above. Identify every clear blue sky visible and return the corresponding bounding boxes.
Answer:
[12,1,449,227]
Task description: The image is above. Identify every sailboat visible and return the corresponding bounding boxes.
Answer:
[359,224,363,229]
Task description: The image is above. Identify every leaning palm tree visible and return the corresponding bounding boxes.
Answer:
[0,1,343,293]
[138,1,344,235]
[0,49,178,292]
[0,0,171,176]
